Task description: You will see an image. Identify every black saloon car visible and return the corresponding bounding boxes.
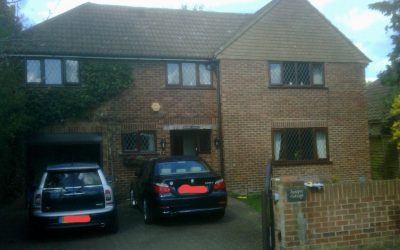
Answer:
[130,157,227,224]
[28,163,118,234]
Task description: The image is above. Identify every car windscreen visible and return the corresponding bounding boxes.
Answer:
[155,160,210,176]
[44,170,102,188]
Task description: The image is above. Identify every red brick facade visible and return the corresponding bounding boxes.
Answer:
[46,59,370,199]
[219,60,370,194]
[46,61,220,199]
[273,179,400,249]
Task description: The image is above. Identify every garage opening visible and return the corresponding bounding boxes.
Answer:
[26,133,102,187]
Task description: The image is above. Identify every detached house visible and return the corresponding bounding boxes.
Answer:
[9,0,371,197]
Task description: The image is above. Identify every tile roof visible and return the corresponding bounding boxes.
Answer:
[216,0,370,63]
[365,81,395,122]
[9,0,369,63]
[13,3,250,59]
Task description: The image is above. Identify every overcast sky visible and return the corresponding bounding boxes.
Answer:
[17,0,392,82]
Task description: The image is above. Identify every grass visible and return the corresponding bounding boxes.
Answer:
[232,193,262,213]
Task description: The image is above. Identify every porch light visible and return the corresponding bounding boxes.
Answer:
[160,138,167,150]
[214,138,221,149]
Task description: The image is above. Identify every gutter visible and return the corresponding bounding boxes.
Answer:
[213,59,225,178]
[5,54,211,62]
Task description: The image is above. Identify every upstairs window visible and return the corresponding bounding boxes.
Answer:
[122,131,156,153]
[26,59,79,85]
[273,128,329,164]
[269,62,324,87]
[167,62,212,87]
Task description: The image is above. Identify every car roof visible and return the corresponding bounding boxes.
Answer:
[153,156,202,163]
[47,163,100,171]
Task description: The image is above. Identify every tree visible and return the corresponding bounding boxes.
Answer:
[369,1,400,86]
[0,0,22,39]
[391,94,400,149]
[0,0,26,203]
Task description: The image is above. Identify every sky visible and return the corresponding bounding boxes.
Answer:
[16,0,393,82]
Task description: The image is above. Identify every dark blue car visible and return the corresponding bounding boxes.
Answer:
[130,157,227,224]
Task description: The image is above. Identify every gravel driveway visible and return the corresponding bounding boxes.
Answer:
[0,197,262,250]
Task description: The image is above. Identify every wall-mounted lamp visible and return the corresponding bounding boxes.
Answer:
[160,138,167,151]
[214,138,221,149]
[151,102,161,112]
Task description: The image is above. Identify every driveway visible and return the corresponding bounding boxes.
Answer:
[0,197,262,250]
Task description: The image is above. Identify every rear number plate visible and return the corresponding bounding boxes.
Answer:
[178,184,208,194]
[60,215,91,224]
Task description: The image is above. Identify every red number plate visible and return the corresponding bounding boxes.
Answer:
[178,184,208,194]
[61,215,91,224]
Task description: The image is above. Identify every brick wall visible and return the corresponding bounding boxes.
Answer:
[273,179,400,249]
[43,61,220,200]
[219,59,370,194]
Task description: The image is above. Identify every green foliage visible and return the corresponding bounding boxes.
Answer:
[0,59,133,203]
[233,193,262,213]
[0,1,134,204]
[25,61,133,130]
[0,0,22,39]
[369,1,400,86]
[0,59,27,139]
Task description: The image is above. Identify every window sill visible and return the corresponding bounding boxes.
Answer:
[25,83,81,87]
[165,86,215,90]
[272,160,332,166]
[268,86,328,90]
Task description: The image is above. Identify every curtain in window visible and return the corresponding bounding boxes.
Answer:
[316,131,327,159]
[182,63,196,86]
[27,60,41,83]
[313,64,324,85]
[45,59,62,85]
[199,64,211,85]
[270,64,281,85]
[141,132,155,152]
[167,64,180,85]
[274,132,282,160]
[66,60,79,83]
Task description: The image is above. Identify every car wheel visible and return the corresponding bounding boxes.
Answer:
[130,190,137,207]
[213,209,225,220]
[105,212,119,234]
[143,199,154,224]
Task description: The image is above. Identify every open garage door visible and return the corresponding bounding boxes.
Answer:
[27,133,102,187]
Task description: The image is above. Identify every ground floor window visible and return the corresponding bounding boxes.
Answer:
[122,131,156,153]
[273,128,328,164]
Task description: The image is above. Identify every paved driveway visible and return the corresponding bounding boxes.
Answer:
[0,197,262,250]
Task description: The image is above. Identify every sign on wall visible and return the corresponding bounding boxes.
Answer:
[287,187,307,202]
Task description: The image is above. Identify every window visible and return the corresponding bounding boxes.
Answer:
[44,170,101,188]
[45,59,62,85]
[65,60,79,83]
[26,60,41,83]
[269,62,324,87]
[26,58,80,85]
[155,160,210,176]
[167,63,180,85]
[166,62,212,87]
[182,63,197,86]
[122,131,156,153]
[273,128,328,163]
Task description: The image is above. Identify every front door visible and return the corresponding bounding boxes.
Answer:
[170,130,198,156]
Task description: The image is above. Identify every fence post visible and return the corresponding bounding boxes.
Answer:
[262,160,275,250]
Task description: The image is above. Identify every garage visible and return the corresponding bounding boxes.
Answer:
[26,133,102,186]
